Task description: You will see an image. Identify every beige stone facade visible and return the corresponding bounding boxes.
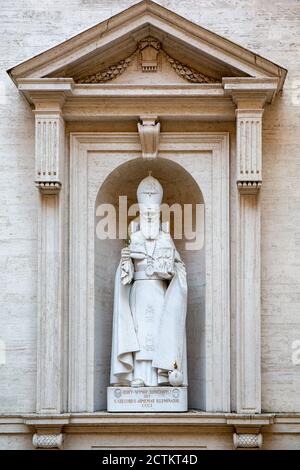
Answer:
[0,0,300,450]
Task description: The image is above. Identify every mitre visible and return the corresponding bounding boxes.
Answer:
[137,173,163,205]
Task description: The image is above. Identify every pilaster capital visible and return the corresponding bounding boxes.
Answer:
[223,78,273,191]
[231,93,267,111]
[222,77,278,107]
[34,105,65,193]
[31,93,66,114]
[16,78,73,113]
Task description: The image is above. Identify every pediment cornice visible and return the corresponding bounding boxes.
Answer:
[8,0,287,96]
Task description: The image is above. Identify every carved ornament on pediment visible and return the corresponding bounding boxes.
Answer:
[76,36,217,84]
[77,52,136,83]
[162,51,216,84]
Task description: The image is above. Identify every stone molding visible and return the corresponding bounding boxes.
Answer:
[21,411,274,429]
[15,77,278,124]
[7,413,300,449]
[7,412,291,449]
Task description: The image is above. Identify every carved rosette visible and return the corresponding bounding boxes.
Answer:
[233,433,263,449]
[32,433,64,449]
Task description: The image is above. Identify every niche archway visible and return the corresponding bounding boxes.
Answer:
[94,157,205,410]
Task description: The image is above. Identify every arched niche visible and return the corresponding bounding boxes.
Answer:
[94,158,205,410]
[69,132,229,414]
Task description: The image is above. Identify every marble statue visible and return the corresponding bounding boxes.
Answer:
[110,174,188,388]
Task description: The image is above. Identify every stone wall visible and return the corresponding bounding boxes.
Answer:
[0,0,299,415]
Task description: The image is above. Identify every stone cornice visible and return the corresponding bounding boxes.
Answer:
[15,77,278,122]
[4,413,300,430]
[0,410,300,433]
[19,412,275,428]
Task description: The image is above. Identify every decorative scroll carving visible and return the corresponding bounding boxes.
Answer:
[76,36,217,84]
[77,53,136,83]
[233,433,263,449]
[32,433,64,449]
[138,115,160,159]
[163,51,216,83]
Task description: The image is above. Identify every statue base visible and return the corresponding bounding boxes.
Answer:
[107,386,188,412]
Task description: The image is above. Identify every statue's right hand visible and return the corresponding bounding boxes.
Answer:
[121,247,131,260]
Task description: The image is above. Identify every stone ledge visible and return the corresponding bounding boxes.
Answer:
[13,411,275,427]
[2,413,300,439]
[3,412,300,429]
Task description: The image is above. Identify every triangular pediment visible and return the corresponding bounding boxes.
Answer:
[8,0,287,91]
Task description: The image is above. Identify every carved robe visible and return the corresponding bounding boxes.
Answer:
[110,230,188,386]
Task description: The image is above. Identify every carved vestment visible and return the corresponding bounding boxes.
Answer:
[110,230,188,386]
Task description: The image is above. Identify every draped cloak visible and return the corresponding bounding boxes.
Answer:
[110,231,188,386]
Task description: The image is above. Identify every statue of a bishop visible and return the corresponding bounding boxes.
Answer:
[110,174,188,387]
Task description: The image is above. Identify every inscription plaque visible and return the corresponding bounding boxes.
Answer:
[107,386,188,412]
